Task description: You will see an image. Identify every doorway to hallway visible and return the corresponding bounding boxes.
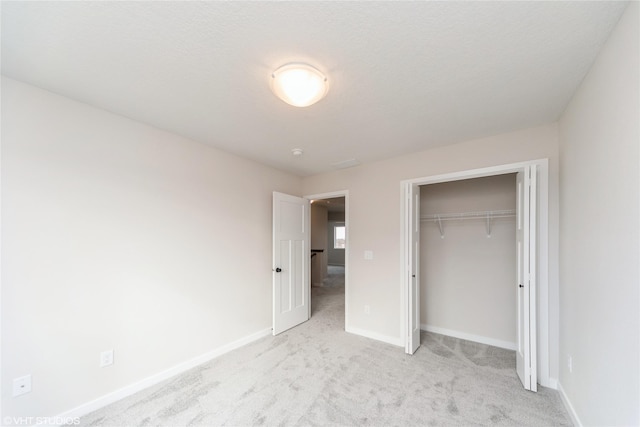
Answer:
[307,191,349,329]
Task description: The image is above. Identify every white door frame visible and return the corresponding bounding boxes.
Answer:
[400,159,551,388]
[304,190,349,331]
[406,183,421,354]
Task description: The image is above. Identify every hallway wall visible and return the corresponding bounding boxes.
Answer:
[327,221,346,266]
[311,203,328,286]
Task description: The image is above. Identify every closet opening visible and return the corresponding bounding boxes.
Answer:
[420,174,518,351]
[401,160,549,392]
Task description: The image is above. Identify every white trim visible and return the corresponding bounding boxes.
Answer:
[558,382,583,427]
[304,190,350,332]
[402,159,545,186]
[400,159,551,387]
[546,377,558,390]
[346,326,404,347]
[536,161,550,386]
[56,328,271,420]
[305,190,349,200]
[421,324,517,351]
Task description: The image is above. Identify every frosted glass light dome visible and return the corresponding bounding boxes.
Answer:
[271,63,328,107]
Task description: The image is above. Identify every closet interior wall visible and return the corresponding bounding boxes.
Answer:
[420,174,517,348]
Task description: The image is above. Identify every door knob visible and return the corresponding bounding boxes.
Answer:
[275,268,282,273]
[519,284,524,288]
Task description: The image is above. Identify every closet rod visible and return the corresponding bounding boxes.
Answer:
[420,209,516,222]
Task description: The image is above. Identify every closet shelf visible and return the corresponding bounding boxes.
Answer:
[420,209,516,222]
[421,209,516,239]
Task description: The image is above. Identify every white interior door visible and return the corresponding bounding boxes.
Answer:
[516,167,538,391]
[406,183,421,354]
[273,192,310,335]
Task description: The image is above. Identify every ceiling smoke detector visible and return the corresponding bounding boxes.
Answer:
[291,148,304,157]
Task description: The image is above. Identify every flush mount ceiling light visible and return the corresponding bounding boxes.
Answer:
[271,63,328,107]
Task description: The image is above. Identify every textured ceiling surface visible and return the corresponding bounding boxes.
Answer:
[1,1,628,176]
[312,197,345,213]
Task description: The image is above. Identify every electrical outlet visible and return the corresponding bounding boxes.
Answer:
[100,349,114,367]
[364,250,373,260]
[13,375,31,397]
[364,305,371,315]
[568,355,572,373]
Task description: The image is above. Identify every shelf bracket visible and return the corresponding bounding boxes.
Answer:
[437,215,444,239]
[486,212,492,238]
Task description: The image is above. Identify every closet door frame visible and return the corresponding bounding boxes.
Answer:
[399,159,551,389]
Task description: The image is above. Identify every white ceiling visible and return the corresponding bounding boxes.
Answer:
[1,1,628,176]
[312,197,345,213]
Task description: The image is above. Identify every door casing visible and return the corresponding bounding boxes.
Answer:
[400,159,552,389]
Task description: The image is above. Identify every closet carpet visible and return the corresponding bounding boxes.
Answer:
[80,285,571,427]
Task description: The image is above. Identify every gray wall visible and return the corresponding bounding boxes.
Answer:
[558,2,639,425]
[1,78,303,417]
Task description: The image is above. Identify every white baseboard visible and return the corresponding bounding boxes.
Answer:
[558,382,582,427]
[57,328,272,420]
[346,326,403,347]
[544,377,558,390]
[421,324,517,351]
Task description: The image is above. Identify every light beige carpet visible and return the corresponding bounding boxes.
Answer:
[80,285,571,426]
[321,265,345,288]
